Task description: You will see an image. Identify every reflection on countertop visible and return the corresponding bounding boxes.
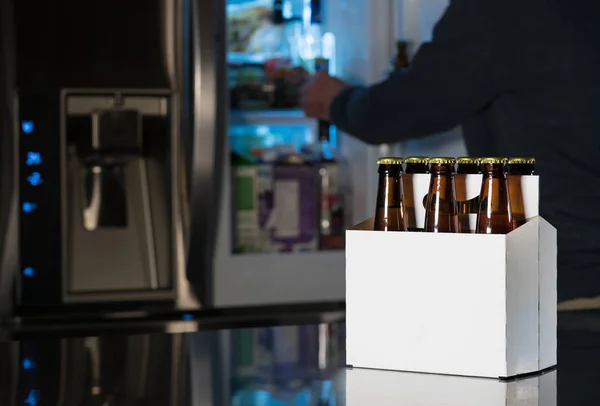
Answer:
[342,367,556,405]
[0,322,346,406]
[2,310,600,405]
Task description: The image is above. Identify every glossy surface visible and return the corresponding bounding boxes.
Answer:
[1,311,600,405]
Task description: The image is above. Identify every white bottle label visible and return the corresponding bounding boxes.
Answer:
[465,174,483,200]
[412,173,430,229]
[467,213,478,232]
[520,175,539,218]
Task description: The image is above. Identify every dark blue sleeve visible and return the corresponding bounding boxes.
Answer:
[330,0,504,145]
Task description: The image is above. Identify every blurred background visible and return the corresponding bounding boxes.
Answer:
[0,0,465,317]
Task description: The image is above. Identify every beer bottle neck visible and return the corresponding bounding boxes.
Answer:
[376,167,403,208]
[430,163,454,174]
[374,165,406,231]
[378,164,403,175]
[457,163,480,174]
[477,163,512,234]
[424,164,458,233]
[482,163,506,177]
[405,163,428,174]
[509,164,535,175]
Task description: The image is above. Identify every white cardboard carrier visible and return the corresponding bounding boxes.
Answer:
[345,175,557,379]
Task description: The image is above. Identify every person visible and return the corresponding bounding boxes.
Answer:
[300,0,600,304]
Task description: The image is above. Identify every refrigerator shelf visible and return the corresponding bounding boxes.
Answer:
[230,109,315,126]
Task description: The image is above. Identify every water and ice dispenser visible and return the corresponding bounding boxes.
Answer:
[63,91,175,300]
[15,90,184,311]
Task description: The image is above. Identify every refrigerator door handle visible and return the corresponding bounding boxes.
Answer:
[0,0,18,318]
[186,0,227,307]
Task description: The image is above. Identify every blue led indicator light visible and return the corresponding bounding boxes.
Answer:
[22,358,36,370]
[22,202,38,213]
[24,389,39,406]
[26,152,42,166]
[23,267,35,277]
[21,121,34,134]
[182,313,193,321]
[27,172,43,186]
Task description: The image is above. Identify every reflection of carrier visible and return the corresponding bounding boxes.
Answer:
[0,0,227,318]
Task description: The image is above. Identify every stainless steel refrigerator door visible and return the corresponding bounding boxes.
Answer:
[0,0,204,312]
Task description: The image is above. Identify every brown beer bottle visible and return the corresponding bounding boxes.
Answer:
[456,157,481,176]
[455,157,481,233]
[424,158,458,233]
[373,157,407,231]
[508,157,535,175]
[404,157,429,232]
[508,157,536,229]
[395,40,410,70]
[405,156,430,174]
[477,157,512,234]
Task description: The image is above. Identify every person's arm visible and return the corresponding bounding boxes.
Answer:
[330,0,505,145]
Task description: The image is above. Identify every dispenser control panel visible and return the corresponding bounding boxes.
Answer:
[18,90,63,306]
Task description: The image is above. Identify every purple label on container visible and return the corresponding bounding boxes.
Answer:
[271,163,318,252]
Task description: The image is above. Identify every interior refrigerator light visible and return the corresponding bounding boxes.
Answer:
[322,33,336,75]
[21,121,34,134]
[283,0,292,18]
[256,125,269,136]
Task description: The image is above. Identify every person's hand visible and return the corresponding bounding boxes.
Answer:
[300,71,349,121]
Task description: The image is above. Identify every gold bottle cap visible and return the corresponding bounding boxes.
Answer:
[508,157,536,164]
[456,157,480,164]
[405,156,430,164]
[479,157,508,164]
[429,157,457,165]
[377,157,404,165]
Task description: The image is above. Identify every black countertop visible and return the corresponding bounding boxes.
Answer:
[0,308,598,405]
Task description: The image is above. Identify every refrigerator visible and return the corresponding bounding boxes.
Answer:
[214,0,387,308]
[0,0,466,312]
[214,0,465,308]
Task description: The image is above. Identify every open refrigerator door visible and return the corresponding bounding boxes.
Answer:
[213,0,393,307]
[213,0,468,308]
